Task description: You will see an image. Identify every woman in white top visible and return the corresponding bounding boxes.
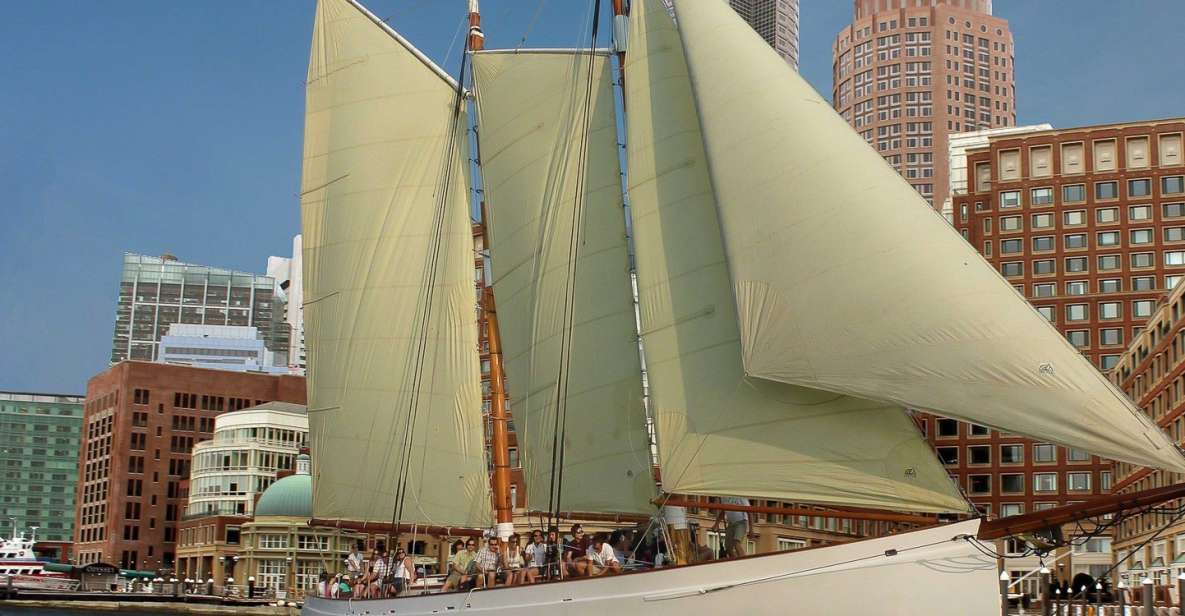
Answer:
[392,549,416,596]
[501,534,527,586]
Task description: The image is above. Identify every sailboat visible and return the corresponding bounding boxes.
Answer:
[298,0,1185,614]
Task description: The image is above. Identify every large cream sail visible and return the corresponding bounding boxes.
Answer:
[625,0,970,513]
[301,0,490,528]
[670,0,1185,473]
[472,50,656,515]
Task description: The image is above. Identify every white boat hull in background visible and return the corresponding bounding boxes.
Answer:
[303,519,996,615]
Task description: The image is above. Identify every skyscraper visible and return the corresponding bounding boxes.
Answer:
[111,253,290,369]
[831,0,1015,210]
[729,0,800,70]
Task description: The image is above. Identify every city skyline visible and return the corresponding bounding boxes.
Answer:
[3,0,1185,393]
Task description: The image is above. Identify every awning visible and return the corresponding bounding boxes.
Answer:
[1151,557,1166,569]
[1129,561,1145,572]
[120,570,157,579]
[42,563,75,574]
[1171,553,1185,564]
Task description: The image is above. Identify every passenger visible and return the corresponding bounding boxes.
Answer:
[317,571,329,598]
[610,530,638,570]
[524,530,547,583]
[501,534,526,586]
[714,496,755,558]
[441,539,478,592]
[562,524,590,578]
[336,574,352,598]
[581,532,622,577]
[392,549,415,596]
[369,550,389,598]
[346,543,365,597]
[474,536,502,589]
[545,527,562,580]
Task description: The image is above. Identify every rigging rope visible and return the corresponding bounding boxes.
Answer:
[545,0,605,531]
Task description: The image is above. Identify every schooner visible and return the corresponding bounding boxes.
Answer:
[298,0,1185,614]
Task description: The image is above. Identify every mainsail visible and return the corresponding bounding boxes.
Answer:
[624,0,970,513]
[300,0,490,528]
[472,50,656,516]
[669,0,1185,473]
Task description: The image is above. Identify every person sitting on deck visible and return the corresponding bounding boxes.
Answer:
[545,527,562,580]
[524,530,547,583]
[562,524,590,578]
[369,550,389,598]
[346,543,365,597]
[392,548,415,596]
[580,532,622,577]
[441,539,478,592]
[610,530,641,571]
[501,534,526,586]
[474,536,502,589]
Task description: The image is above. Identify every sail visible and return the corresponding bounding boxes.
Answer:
[624,0,970,513]
[300,0,490,527]
[472,50,656,515]
[669,0,1185,473]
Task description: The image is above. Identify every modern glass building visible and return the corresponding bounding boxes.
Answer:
[111,253,291,366]
[0,392,84,543]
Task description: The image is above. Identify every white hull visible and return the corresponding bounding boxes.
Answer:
[304,519,997,616]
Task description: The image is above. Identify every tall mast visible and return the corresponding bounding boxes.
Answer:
[469,0,511,536]
[612,0,628,94]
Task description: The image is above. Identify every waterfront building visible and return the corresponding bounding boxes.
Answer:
[111,252,291,368]
[729,0,800,70]
[185,402,307,518]
[158,324,289,374]
[943,124,1053,221]
[1110,278,1185,587]
[0,391,84,560]
[72,361,305,571]
[832,0,1015,209]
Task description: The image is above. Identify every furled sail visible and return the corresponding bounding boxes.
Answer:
[472,50,656,515]
[669,0,1185,473]
[624,0,970,513]
[301,0,490,527]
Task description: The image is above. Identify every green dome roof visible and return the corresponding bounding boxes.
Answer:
[255,473,312,518]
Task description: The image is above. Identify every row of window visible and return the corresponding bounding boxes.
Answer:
[937,443,1093,466]
[992,229,1185,257]
[977,135,1185,188]
[965,470,1106,496]
[979,204,1185,239]
[979,177,1185,214]
[1001,254,1185,278]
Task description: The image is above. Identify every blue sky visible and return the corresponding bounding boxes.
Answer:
[2,1,1183,394]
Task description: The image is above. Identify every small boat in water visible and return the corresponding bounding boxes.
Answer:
[0,528,78,592]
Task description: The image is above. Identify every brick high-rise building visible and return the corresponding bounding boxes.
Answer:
[832,0,1015,209]
[937,118,1185,590]
[73,361,305,571]
[729,0,800,70]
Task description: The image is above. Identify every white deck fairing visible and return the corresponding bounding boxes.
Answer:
[303,519,997,615]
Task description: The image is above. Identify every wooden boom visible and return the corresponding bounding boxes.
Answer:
[654,497,937,526]
[978,481,1185,540]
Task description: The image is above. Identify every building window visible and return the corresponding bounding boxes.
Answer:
[1132,276,1155,290]
[968,475,991,494]
[936,447,959,465]
[1032,236,1054,252]
[1065,281,1088,295]
[1168,275,1184,289]
[1067,448,1091,462]
[1001,262,1023,277]
[1166,227,1185,243]
[1033,260,1055,275]
[936,418,959,437]
[1066,257,1089,273]
[1096,255,1119,271]
[1096,207,1119,224]
[1101,471,1112,491]
[1066,304,1087,321]
[999,503,1024,517]
[1033,283,1055,297]
[1166,251,1185,267]
[1100,279,1121,293]
[1032,213,1053,228]
[968,445,991,465]
[1131,229,1153,245]
[1065,234,1088,249]
[777,538,806,552]
[969,424,990,436]
[1066,330,1089,348]
[1033,443,1056,463]
[1133,300,1154,318]
[999,191,1021,209]
[1099,302,1121,320]
[1096,231,1120,247]
[1100,355,1120,370]
[1131,252,1154,268]
[1063,210,1085,226]
[1001,474,1024,494]
[1000,239,1023,254]
[1034,472,1057,492]
[1062,184,1085,203]
[1165,203,1185,218]
[1067,472,1091,491]
[1100,328,1122,346]
[1036,306,1055,322]
[1031,187,1054,205]
[1000,445,1023,464]
[1000,216,1021,231]
[1128,179,1152,198]
[1164,176,1184,195]
[1096,181,1118,200]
